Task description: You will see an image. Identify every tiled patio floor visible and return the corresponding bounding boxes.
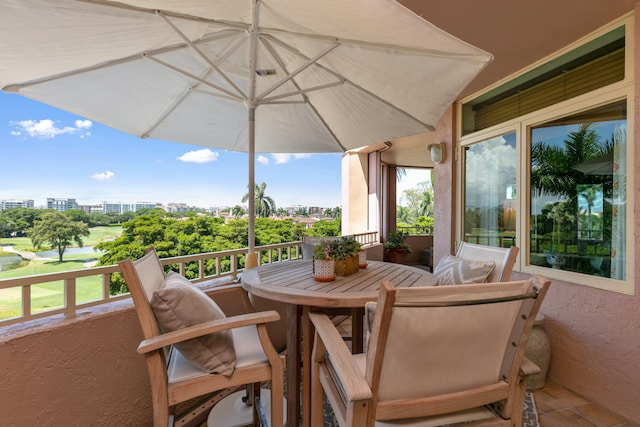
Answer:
[533,383,639,427]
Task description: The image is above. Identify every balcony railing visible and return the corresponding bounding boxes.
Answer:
[0,232,378,327]
[398,225,434,235]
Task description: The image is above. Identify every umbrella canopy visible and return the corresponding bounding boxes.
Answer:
[574,152,614,175]
[0,0,491,263]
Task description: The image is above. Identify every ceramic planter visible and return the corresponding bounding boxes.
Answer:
[385,248,408,264]
[358,250,368,268]
[334,255,359,276]
[313,258,336,281]
[545,253,566,269]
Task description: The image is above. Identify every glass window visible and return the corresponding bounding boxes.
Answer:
[529,101,626,279]
[463,132,517,248]
[396,168,434,235]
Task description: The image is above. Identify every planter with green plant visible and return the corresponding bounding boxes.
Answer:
[312,236,363,280]
[313,239,336,281]
[330,236,362,276]
[384,231,412,264]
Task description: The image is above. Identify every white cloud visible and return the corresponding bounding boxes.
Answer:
[177,149,219,163]
[464,136,517,209]
[75,119,92,129]
[257,155,269,165]
[92,170,115,181]
[10,118,92,139]
[11,119,74,138]
[272,153,312,164]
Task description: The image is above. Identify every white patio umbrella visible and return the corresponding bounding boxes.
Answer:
[0,0,491,267]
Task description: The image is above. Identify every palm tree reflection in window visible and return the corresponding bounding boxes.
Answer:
[530,117,623,277]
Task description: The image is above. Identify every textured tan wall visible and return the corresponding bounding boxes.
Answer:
[0,301,153,426]
[429,14,640,419]
[514,272,640,422]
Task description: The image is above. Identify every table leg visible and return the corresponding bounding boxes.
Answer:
[287,304,301,427]
[351,307,364,354]
[302,306,313,427]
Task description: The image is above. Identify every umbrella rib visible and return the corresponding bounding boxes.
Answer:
[143,54,243,101]
[262,81,345,103]
[263,34,434,131]
[2,32,238,93]
[156,11,246,99]
[261,27,491,61]
[259,37,345,151]
[256,42,339,101]
[141,69,214,139]
[77,0,474,61]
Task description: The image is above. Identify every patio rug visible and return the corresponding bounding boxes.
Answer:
[322,392,540,427]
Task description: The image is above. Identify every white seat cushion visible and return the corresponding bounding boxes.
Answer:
[167,325,267,383]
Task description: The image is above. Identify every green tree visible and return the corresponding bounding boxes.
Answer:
[306,219,341,237]
[295,206,309,217]
[531,123,608,198]
[398,181,434,224]
[29,211,90,262]
[578,185,598,238]
[242,182,276,218]
[323,207,342,219]
[0,207,41,237]
[232,205,246,218]
[275,207,289,217]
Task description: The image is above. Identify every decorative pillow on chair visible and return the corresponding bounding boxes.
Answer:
[151,271,236,375]
[433,254,496,286]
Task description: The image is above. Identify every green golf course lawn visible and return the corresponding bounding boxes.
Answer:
[0,226,121,319]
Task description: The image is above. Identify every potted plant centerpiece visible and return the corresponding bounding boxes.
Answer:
[330,236,362,276]
[384,230,412,264]
[313,239,337,281]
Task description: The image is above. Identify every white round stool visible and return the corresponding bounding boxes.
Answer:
[207,389,286,427]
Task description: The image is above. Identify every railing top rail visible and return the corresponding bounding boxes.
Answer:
[0,240,305,327]
[0,236,384,327]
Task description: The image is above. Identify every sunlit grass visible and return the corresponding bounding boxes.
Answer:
[0,226,121,319]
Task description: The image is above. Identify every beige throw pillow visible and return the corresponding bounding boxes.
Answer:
[433,254,496,286]
[151,272,236,375]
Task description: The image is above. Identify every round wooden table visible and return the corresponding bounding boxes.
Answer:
[242,259,437,427]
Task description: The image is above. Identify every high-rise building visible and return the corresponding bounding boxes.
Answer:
[0,199,35,211]
[46,198,79,212]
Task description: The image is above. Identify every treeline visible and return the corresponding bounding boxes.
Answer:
[0,207,164,237]
[92,211,340,294]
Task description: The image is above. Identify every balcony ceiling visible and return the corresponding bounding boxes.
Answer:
[399,0,636,99]
[382,0,637,169]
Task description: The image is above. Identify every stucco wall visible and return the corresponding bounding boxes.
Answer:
[512,272,640,422]
[0,300,153,426]
[431,34,640,420]
[432,106,456,265]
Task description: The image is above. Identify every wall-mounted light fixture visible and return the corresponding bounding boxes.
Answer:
[428,142,446,164]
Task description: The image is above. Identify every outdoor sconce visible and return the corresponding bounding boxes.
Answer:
[428,142,446,164]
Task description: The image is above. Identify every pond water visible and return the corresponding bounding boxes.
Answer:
[35,246,102,258]
[0,254,22,271]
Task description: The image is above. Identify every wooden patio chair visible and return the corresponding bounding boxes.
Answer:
[119,248,285,427]
[455,241,520,282]
[310,276,550,427]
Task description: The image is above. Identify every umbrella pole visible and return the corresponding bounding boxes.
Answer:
[246,106,258,269]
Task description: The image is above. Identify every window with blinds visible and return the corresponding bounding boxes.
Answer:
[463,26,625,135]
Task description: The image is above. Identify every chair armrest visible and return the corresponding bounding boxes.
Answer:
[137,310,280,354]
[310,312,372,402]
[519,356,541,377]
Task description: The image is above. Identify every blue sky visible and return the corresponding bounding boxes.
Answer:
[0,91,346,209]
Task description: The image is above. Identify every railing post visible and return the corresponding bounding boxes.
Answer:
[65,278,77,319]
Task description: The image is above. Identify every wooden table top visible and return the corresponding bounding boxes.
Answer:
[241,259,437,308]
